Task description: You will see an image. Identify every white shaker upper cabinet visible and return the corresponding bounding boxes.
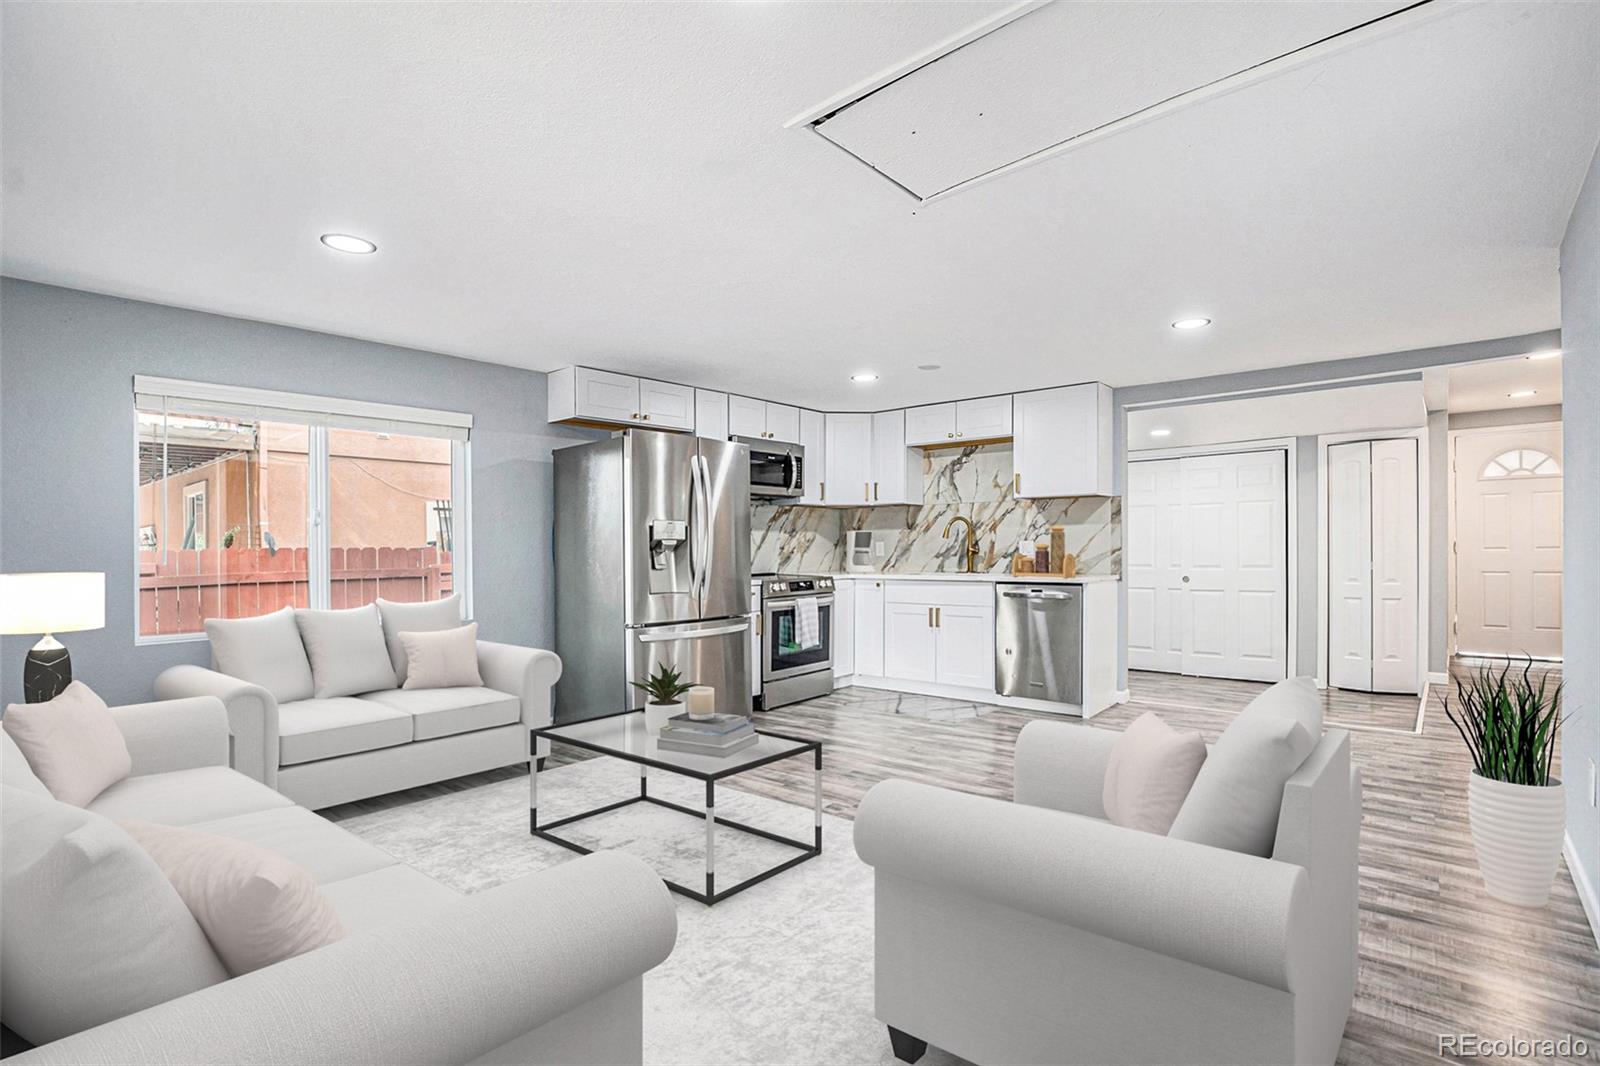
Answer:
[728,397,802,444]
[825,413,874,506]
[1013,383,1113,498]
[871,410,923,505]
[765,404,801,445]
[728,395,767,439]
[546,366,640,425]
[637,379,694,431]
[695,389,729,440]
[799,408,826,505]
[904,403,957,446]
[956,396,1013,441]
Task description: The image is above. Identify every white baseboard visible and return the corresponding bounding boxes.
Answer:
[1114,688,1130,705]
[1427,670,1449,685]
[1565,831,1600,950]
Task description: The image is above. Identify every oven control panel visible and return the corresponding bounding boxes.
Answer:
[765,576,834,596]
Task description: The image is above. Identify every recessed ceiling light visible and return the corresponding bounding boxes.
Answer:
[320,233,377,255]
[1508,389,1538,399]
[1171,317,1212,330]
[1150,428,1173,438]
[917,364,942,371]
[1526,350,1561,361]
[851,372,879,384]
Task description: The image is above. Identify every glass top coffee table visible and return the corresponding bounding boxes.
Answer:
[530,711,822,904]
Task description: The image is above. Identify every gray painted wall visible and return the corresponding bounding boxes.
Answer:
[0,279,601,706]
[1295,436,1320,674]
[1110,329,1561,690]
[1427,410,1449,674]
[1447,403,1562,430]
[1559,144,1599,937]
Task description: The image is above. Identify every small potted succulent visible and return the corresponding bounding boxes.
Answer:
[1443,658,1566,906]
[632,662,692,733]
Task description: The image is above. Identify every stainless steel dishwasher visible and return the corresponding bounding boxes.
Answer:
[995,583,1082,704]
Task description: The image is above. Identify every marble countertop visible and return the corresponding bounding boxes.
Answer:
[821,571,1120,584]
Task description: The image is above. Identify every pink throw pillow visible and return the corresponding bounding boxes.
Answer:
[1101,711,1208,835]
[2,682,132,807]
[120,819,345,976]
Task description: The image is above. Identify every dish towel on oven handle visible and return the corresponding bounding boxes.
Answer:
[793,596,821,651]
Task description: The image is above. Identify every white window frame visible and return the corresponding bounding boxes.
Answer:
[134,378,473,645]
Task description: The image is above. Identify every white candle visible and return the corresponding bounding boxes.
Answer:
[685,685,716,719]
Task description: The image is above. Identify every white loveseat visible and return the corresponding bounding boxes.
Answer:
[855,695,1362,1066]
[2,695,676,1065]
[155,601,560,810]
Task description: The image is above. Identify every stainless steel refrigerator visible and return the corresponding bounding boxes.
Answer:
[553,429,752,723]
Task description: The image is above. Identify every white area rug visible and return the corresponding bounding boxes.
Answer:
[336,759,969,1066]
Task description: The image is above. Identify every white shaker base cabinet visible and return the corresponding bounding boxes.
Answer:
[838,576,1118,718]
[1327,438,1421,694]
[1125,450,1288,683]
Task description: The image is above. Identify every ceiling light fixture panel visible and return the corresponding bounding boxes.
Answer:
[320,233,377,254]
[1171,317,1212,330]
[851,372,880,384]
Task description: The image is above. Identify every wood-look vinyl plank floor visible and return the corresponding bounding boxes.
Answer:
[326,661,1596,1065]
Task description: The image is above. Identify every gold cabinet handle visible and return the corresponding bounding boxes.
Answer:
[820,481,826,501]
[948,432,954,439]
[935,607,942,627]
[642,413,651,421]
[874,482,880,501]
[927,607,933,627]
[1014,473,1021,494]
[864,482,869,501]
[632,412,640,420]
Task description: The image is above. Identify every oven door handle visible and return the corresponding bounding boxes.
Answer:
[765,595,835,614]
[636,620,750,643]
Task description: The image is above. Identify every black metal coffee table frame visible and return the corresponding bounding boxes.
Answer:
[529,711,823,905]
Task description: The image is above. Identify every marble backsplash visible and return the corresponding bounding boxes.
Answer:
[751,442,1120,576]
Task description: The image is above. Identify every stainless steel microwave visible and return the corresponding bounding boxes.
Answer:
[733,436,804,498]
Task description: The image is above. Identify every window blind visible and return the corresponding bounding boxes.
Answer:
[133,376,472,441]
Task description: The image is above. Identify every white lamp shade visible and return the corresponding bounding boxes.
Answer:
[0,572,106,635]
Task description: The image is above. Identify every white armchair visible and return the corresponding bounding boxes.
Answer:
[854,719,1361,1066]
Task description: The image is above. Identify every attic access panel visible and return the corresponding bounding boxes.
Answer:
[807,0,1423,202]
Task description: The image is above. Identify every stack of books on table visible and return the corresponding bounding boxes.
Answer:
[657,713,757,757]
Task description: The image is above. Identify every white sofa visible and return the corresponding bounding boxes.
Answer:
[855,713,1362,1066]
[2,695,676,1065]
[155,606,560,810]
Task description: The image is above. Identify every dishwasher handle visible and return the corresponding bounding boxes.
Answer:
[1001,588,1077,600]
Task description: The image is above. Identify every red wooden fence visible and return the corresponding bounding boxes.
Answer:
[138,547,452,635]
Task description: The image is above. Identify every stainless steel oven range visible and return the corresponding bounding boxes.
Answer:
[758,574,834,709]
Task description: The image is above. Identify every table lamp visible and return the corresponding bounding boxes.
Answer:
[0,572,106,703]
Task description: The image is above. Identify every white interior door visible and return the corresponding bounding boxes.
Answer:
[1371,439,1419,692]
[1454,426,1563,659]
[1327,442,1374,690]
[1126,459,1184,672]
[1180,450,1289,682]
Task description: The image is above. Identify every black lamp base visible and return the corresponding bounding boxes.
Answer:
[23,642,72,703]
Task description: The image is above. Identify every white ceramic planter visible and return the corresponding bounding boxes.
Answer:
[1466,772,1565,906]
[644,702,681,734]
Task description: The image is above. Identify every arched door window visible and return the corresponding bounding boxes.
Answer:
[1480,448,1561,479]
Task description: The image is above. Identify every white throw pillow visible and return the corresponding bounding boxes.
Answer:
[399,622,484,690]
[1167,714,1316,857]
[1236,676,1323,739]
[121,819,345,976]
[0,787,228,1045]
[1101,712,1207,835]
[294,604,397,698]
[376,594,464,685]
[2,682,132,806]
[206,606,315,703]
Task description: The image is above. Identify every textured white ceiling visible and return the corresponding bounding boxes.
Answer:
[1127,381,1427,451]
[1448,353,1565,413]
[2,2,1597,411]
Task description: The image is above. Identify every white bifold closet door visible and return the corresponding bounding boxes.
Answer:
[1327,439,1419,693]
[1127,450,1287,682]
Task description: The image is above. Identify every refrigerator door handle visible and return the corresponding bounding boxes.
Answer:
[696,454,715,600]
[637,619,750,643]
[688,453,706,600]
